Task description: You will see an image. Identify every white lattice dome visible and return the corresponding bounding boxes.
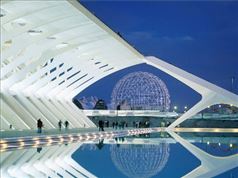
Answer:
[111,72,170,111]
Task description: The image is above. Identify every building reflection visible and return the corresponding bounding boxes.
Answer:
[1,134,237,178]
[110,142,170,178]
[168,131,238,178]
[95,139,104,150]
[0,143,97,178]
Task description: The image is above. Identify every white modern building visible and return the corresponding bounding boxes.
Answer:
[1,0,238,132]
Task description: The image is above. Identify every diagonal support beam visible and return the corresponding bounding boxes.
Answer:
[168,130,238,178]
[145,56,238,129]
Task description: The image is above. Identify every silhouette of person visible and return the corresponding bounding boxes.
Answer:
[37,119,43,133]
[65,121,69,130]
[58,120,62,131]
[98,120,104,131]
[117,104,121,110]
[133,121,136,128]
[112,122,115,129]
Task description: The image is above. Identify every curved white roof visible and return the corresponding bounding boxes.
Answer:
[1,0,144,98]
[0,0,144,130]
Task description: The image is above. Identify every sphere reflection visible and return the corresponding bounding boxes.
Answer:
[110,143,170,178]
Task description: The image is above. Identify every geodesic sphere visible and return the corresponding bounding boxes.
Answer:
[111,72,170,111]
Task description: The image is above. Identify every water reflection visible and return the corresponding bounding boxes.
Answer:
[36,147,42,153]
[95,139,104,150]
[168,131,238,178]
[110,143,169,178]
[1,143,97,178]
[0,133,237,178]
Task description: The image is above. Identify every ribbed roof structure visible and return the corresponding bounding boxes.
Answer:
[0,0,144,130]
[1,0,237,132]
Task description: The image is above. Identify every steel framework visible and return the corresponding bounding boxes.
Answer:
[111,72,170,111]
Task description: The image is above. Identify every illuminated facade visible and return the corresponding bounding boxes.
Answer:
[1,0,237,132]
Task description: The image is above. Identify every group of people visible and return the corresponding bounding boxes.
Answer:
[36,118,69,133]
[98,120,129,131]
[97,120,151,131]
[132,121,150,128]
[58,120,69,131]
[112,121,128,129]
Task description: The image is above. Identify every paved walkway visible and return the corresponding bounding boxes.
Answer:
[1,127,95,139]
[0,127,133,139]
[0,127,157,152]
[1,127,237,152]
[1,127,237,139]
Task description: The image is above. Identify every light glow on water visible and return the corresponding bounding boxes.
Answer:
[1,130,237,178]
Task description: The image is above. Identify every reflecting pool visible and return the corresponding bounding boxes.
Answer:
[1,132,238,178]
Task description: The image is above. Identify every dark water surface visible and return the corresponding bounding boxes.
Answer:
[72,134,238,178]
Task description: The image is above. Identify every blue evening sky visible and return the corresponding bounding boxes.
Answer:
[76,1,238,111]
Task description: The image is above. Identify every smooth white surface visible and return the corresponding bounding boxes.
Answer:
[1,0,144,130]
[145,56,238,129]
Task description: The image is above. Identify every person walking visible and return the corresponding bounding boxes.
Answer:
[98,120,104,131]
[37,119,43,133]
[58,120,62,131]
[101,121,104,131]
[112,122,115,129]
[133,121,136,128]
[65,120,69,130]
